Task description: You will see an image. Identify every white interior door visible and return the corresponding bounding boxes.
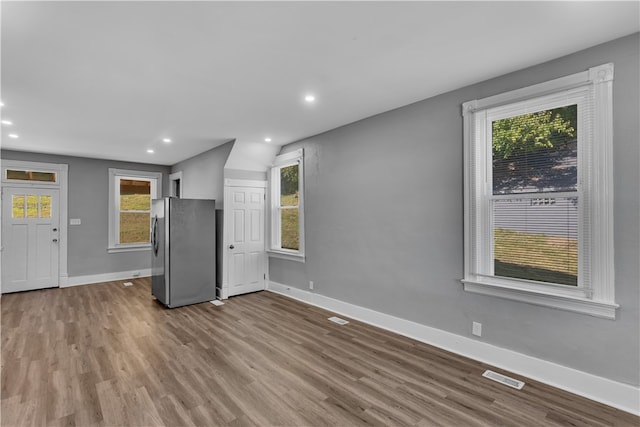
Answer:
[1,187,60,293]
[227,186,266,296]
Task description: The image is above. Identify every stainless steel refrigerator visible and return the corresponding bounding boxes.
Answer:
[151,198,216,308]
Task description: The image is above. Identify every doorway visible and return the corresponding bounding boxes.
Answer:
[221,179,267,298]
[170,171,183,198]
[2,187,60,292]
[1,160,68,293]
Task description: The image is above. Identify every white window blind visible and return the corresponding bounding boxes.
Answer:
[488,103,582,288]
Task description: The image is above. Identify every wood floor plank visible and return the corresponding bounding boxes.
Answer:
[1,279,638,426]
[95,379,128,426]
[73,371,103,426]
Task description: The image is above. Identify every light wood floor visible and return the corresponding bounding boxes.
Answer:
[1,278,638,426]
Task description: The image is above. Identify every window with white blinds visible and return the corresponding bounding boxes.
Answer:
[489,101,582,289]
[462,63,617,318]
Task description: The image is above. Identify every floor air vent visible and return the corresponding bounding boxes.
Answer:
[482,370,525,390]
[123,282,134,287]
[328,316,349,325]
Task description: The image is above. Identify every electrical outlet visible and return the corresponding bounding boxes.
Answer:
[309,281,314,290]
[472,322,482,337]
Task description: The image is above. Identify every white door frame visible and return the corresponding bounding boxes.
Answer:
[169,171,183,198]
[1,160,69,291]
[220,178,267,299]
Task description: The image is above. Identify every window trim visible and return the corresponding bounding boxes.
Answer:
[462,63,618,319]
[268,149,305,262]
[108,168,162,253]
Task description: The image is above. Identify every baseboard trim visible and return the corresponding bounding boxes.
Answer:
[60,269,151,288]
[267,281,640,416]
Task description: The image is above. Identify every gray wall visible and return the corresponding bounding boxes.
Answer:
[171,141,233,205]
[1,150,171,277]
[270,34,640,386]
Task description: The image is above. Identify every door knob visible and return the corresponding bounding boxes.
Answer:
[52,238,58,243]
[53,228,58,232]
[229,245,235,249]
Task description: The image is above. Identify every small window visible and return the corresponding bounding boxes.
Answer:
[26,195,39,218]
[40,195,52,218]
[6,169,56,182]
[108,169,162,252]
[269,149,305,261]
[11,194,53,219]
[12,195,25,218]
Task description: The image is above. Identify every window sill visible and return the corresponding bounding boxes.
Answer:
[268,250,305,263]
[461,278,619,319]
[107,244,151,254]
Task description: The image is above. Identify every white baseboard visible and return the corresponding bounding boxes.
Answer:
[60,269,151,288]
[267,281,640,416]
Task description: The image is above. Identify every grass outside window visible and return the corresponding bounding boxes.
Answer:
[279,166,300,251]
[494,228,578,286]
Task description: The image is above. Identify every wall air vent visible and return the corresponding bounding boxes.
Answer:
[328,316,349,325]
[482,370,525,390]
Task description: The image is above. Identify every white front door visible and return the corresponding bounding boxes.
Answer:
[1,187,60,293]
[227,186,266,296]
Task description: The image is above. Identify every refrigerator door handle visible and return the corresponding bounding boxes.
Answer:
[152,215,159,255]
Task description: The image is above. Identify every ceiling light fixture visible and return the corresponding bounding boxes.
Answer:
[1,120,12,126]
[264,137,272,143]
[304,94,316,103]
[8,133,18,139]
[146,149,154,153]
[162,138,171,143]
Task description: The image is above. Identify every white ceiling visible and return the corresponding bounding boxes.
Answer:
[1,1,638,166]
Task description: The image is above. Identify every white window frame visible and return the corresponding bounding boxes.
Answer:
[462,63,617,319]
[108,168,162,253]
[268,148,305,262]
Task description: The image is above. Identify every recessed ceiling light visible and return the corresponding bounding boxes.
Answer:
[8,133,18,139]
[264,137,272,143]
[146,149,154,153]
[162,138,171,143]
[304,94,316,103]
[1,120,12,126]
